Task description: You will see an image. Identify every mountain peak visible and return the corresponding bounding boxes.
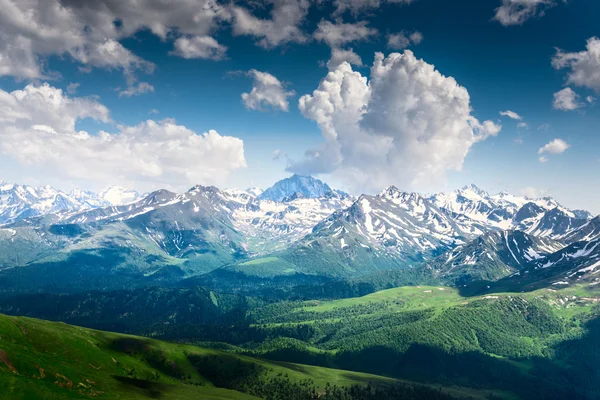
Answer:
[459,184,489,197]
[245,187,263,197]
[258,175,333,202]
[379,185,401,196]
[378,186,423,202]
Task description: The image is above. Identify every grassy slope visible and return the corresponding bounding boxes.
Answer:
[0,313,465,400]
[274,285,600,319]
[247,284,600,399]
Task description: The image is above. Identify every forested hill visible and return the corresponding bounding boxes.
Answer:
[0,313,480,400]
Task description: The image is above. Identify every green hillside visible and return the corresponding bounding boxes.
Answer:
[0,313,478,400]
[243,285,600,400]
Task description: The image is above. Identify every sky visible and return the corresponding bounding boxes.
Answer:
[0,0,598,213]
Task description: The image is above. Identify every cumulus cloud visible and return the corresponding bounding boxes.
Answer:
[314,20,378,48]
[171,36,228,60]
[0,83,246,191]
[290,51,501,192]
[314,20,377,71]
[327,48,364,69]
[386,31,423,50]
[552,37,600,92]
[499,110,523,120]
[0,0,229,87]
[493,0,555,26]
[242,70,295,112]
[119,82,155,97]
[538,138,570,162]
[231,0,310,48]
[553,87,583,111]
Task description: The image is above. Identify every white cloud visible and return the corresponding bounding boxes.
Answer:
[272,149,283,160]
[242,70,295,112]
[517,122,528,129]
[327,48,364,69]
[119,82,155,97]
[493,0,555,26]
[0,83,246,191]
[314,20,377,72]
[0,0,229,83]
[313,20,378,48]
[290,51,501,193]
[553,87,583,111]
[387,31,423,50]
[553,37,600,92]
[171,36,227,60]
[521,187,549,198]
[538,138,570,154]
[538,138,570,163]
[66,82,80,94]
[499,110,523,120]
[332,0,416,15]
[231,0,310,49]
[587,95,596,104]
[149,108,159,115]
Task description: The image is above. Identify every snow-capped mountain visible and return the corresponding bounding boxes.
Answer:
[480,235,600,292]
[429,184,590,240]
[422,230,564,285]
[0,181,144,225]
[260,187,480,277]
[0,177,597,290]
[245,187,264,197]
[231,193,353,254]
[0,182,86,225]
[257,174,339,202]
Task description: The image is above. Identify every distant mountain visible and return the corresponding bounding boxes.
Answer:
[0,181,142,225]
[422,230,564,285]
[222,186,481,279]
[0,178,597,294]
[563,216,600,243]
[515,206,589,241]
[257,174,337,202]
[231,193,353,254]
[245,187,264,197]
[466,235,600,295]
[0,181,353,293]
[0,182,89,225]
[429,184,590,240]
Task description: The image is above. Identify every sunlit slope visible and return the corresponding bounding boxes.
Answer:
[0,313,473,400]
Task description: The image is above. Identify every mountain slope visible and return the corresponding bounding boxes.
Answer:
[225,187,480,278]
[421,230,564,284]
[257,174,337,202]
[429,185,590,239]
[0,313,467,400]
[0,181,142,225]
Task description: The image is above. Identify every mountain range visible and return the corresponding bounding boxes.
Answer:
[0,175,597,296]
[0,181,142,225]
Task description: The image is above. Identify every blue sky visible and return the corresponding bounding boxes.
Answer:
[0,0,598,213]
